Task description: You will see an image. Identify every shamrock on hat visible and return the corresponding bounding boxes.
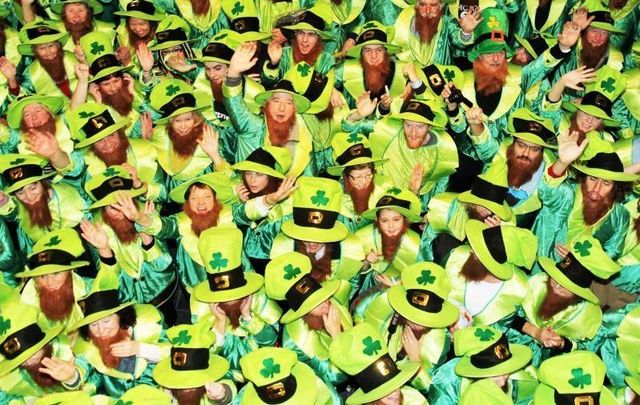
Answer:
[327,131,386,176]
[68,102,130,148]
[221,0,271,41]
[149,78,208,124]
[16,228,89,278]
[116,385,172,405]
[468,8,514,62]
[84,165,147,209]
[283,62,335,114]
[0,154,56,194]
[80,31,131,82]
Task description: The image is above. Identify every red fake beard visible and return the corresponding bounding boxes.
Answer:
[344,176,375,215]
[218,299,243,328]
[21,343,61,388]
[414,7,442,43]
[292,37,324,66]
[37,273,75,321]
[183,199,222,236]
[295,241,334,282]
[22,183,53,228]
[102,209,137,244]
[361,52,392,95]
[459,252,491,282]
[189,0,210,16]
[580,33,609,70]
[168,122,204,158]
[91,130,130,167]
[91,328,131,369]
[302,311,326,331]
[264,106,296,147]
[580,177,616,226]
[209,79,223,103]
[100,87,134,116]
[538,277,582,320]
[36,49,67,84]
[376,219,409,262]
[170,387,207,405]
[473,58,509,96]
[506,142,544,188]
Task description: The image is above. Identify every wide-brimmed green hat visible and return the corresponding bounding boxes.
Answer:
[223,0,271,41]
[327,132,385,176]
[627,375,640,396]
[16,228,89,278]
[362,187,422,223]
[617,306,640,390]
[85,166,148,209]
[114,0,164,21]
[193,226,264,303]
[281,6,333,40]
[458,172,513,221]
[18,21,70,56]
[465,220,538,280]
[254,77,311,113]
[454,326,532,378]
[281,177,349,243]
[7,95,64,129]
[264,252,340,324]
[68,103,130,149]
[573,151,640,182]
[285,62,334,114]
[506,107,557,149]
[389,99,447,128]
[346,21,402,58]
[117,385,172,404]
[240,347,320,404]
[80,31,131,83]
[193,30,242,64]
[149,78,208,124]
[232,146,291,179]
[388,262,458,328]
[514,33,557,60]
[0,154,56,194]
[50,0,103,15]
[0,300,64,376]
[148,15,193,51]
[329,322,420,404]
[34,392,94,405]
[169,172,236,204]
[468,8,514,62]
[562,66,625,127]
[153,320,229,389]
[533,351,618,405]
[583,0,625,34]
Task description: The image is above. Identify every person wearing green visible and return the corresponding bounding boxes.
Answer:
[113,0,163,73]
[46,0,115,50]
[511,0,576,43]
[0,216,24,286]
[153,0,228,50]
[144,16,200,83]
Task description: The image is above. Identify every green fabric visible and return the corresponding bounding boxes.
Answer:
[511,0,575,43]
[261,47,335,89]
[0,217,24,286]
[152,0,229,49]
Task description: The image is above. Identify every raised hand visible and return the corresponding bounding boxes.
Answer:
[403,63,419,83]
[25,130,66,164]
[0,57,17,81]
[121,163,142,189]
[409,163,424,194]
[322,302,342,338]
[458,7,483,34]
[267,40,283,66]
[123,73,135,96]
[205,382,228,401]
[165,52,196,73]
[74,63,90,82]
[228,42,258,78]
[39,356,77,383]
[366,249,382,264]
[116,45,132,66]
[560,66,596,91]
[355,91,378,119]
[557,130,589,165]
[236,183,250,202]
[330,87,345,108]
[74,43,87,64]
[80,219,111,252]
[402,325,421,361]
[88,83,102,103]
[558,19,585,49]
[572,7,595,31]
[210,303,228,334]
[271,28,287,45]
[380,85,392,110]
[240,295,252,319]
[197,125,220,159]
[140,112,153,140]
[110,340,140,357]
[112,192,141,222]
[136,43,154,73]
[266,176,297,205]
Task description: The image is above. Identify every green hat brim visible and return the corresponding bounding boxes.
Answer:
[169,174,235,204]
[235,31,272,42]
[281,279,340,324]
[75,118,131,149]
[114,10,164,21]
[346,42,402,59]
[232,161,285,179]
[458,191,513,221]
[88,184,147,210]
[71,302,135,330]
[389,111,445,128]
[509,132,557,149]
[193,272,263,303]
[4,172,56,194]
[282,23,333,40]
[153,354,229,389]
[281,219,349,243]
[255,90,311,114]
[156,104,209,125]
[455,343,532,378]
[388,285,459,328]
[625,376,640,395]
[0,324,64,377]
[468,42,514,62]
[361,205,422,223]
[466,220,514,280]
[193,55,231,64]
[589,22,625,34]
[50,0,103,15]
[148,38,197,52]
[539,256,599,304]
[326,157,386,176]
[572,164,640,183]
[8,96,65,129]
[346,362,420,404]
[562,101,620,127]
[89,65,133,83]
[532,383,618,405]
[18,32,70,56]
[15,261,90,278]
[241,361,319,405]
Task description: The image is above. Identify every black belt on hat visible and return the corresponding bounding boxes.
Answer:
[284,274,322,311]
[354,353,401,393]
[126,0,156,14]
[356,29,388,45]
[588,10,614,25]
[170,347,209,371]
[1,164,43,188]
[400,100,435,121]
[555,253,593,289]
[91,176,134,201]
[206,267,247,292]
[28,249,76,269]
[292,207,339,229]
[405,289,444,313]
[26,25,60,40]
[90,54,121,76]
[581,91,612,116]
[255,374,298,404]
[79,289,121,317]
[0,323,46,360]
[81,109,117,140]
[481,226,507,264]
[202,42,234,62]
[511,117,555,144]
[245,148,277,170]
[375,195,411,210]
[335,144,372,166]
[553,390,600,405]
[232,17,261,34]
[155,28,188,44]
[469,177,508,206]
[469,333,513,368]
[584,151,624,174]
[159,93,197,118]
[302,72,328,102]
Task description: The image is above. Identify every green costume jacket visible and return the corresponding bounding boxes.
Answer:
[19,51,79,102]
[153,0,229,49]
[313,0,366,54]
[511,0,575,42]
[610,0,640,53]
[261,47,335,88]
[609,197,640,295]
[0,217,24,285]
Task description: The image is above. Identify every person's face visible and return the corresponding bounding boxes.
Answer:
[267,93,296,123]
[34,42,61,61]
[170,112,196,136]
[35,271,69,291]
[583,175,614,203]
[478,51,506,68]
[575,110,603,133]
[548,277,574,298]
[23,103,52,129]
[308,299,330,317]
[104,204,126,220]
[513,138,543,164]
[88,314,120,339]
[416,0,441,18]
[346,167,374,191]
[22,347,46,367]
[63,3,89,24]
[94,132,123,155]
[489,374,509,389]
[511,47,532,65]
[128,17,151,38]
[377,209,404,237]
[15,182,46,206]
[303,241,325,254]
[244,171,269,194]
[97,76,124,96]
[403,120,430,149]
[204,62,228,83]
[376,389,402,405]
[295,30,320,55]
[361,45,386,66]
[584,28,609,47]
[405,319,427,334]
[187,186,215,214]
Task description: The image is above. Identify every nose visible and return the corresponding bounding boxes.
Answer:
[592,180,603,194]
[278,102,286,112]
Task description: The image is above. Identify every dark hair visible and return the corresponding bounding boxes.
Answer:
[184,182,217,200]
[78,305,137,340]
[576,173,631,203]
[343,163,375,175]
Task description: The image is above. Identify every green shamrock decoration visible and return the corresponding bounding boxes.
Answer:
[387,187,401,195]
[90,41,105,55]
[44,235,61,247]
[297,63,311,77]
[78,111,95,119]
[214,33,228,41]
[474,328,495,342]
[362,22,376,29]
[283,263,301,280]
[443,69,455,82]
[347,133,363,143]
[600,78,615,93]
[574,240,592,257]
[165,84,181,97]
[416,270,435,285]
[568,368,591,389]
[0,316,10,336]
[103,167,118,177]
[171,330,192,345]
[231,1,244,15]
[260,358,281,378]
[310,190,329,207]
[362,336,382,356]
[209,252,228,270]
[9,158,25,165]
[115,401,133,405]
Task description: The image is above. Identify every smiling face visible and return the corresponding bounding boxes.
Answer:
[403,119,431,149]
[170,112,197,136]
[88,313,120,339]
[63,3,90,24]
[575,110,603,133]
[35,271,69,291]
[294,30,320,55]
[377,209,405,237]
[187,185,216,214]
[346,167,374,191]
[584,27,609,48]
[33,42,61,61]
[266,93,296,123]
[416,0,442,18]
[361,44,387,66]
[93,131,123,155]
[477,50,507,69]
[303,241,325,255]
[15,181,47,206]
[97,75,125,96]
[128,17,152,38]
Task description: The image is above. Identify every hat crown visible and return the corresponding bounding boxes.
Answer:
[400,262,450,298]
[264,252,313,300]
[454,326,503,357]
[569,236,620,279]
[85,165,135,202]
[474,7,509,37]
[198,226,243,274]
[292,177,343,213]
[329,322,390,375]
[240,347,297,386]
[538,351,606,394]
[30,228,86,262]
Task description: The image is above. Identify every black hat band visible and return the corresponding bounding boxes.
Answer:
[555,253,594,289]
[170,347,209,371]
[90,54,121,76]
[481,227,507,264]
[207,266,247,292]
[126,0,156,14]
[588,10,614,25]
[81,109,117,139]
[0,323,46,360]
[585,151,624,174]
[91,176,134,201]
[422,64,446,95]
[376,195,411,210]
[401,101,435,121]
[336,143,372,166]
[302,72,328,102]
[232,17,260,34]
[28,249,76,269]
[525,35,550,57]
[246,148,277,170]
[285,273,323,311]
[272,79,297,94]
[405,289,444,313]
[79,289,121,317]
[581,91,612,116]
[469,333,513,368]
[255,374,298,404]
[475,30,506,45]
[1,164,43,187]
[155,28,187,44]
[292,207,339,229]
[553,390,600,405]
[202,42,234,62]
[298,10,325,32]
[354,353,400,393]
[470,177,508,206]
[26,25,60,40]
[160,93,197,118]
[512,117,555,143]
[356,28,388,45]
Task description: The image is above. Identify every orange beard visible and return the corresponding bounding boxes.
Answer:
[91,130,129,167]
[344,177,374,215]
[91,328,131,369]
[506,142,544,188]
[209,79,223,103]
[23,183,53,228]
[101,87,134,116]
[21,113,57,136]
[127,23,156,48]
[37,273,75,321]
[62,14,93,43]
[189,0,210,16]
[580,178,616,226]
[538,277,581,320]
[36,51,67,85]
[219,299,242,328]
[170,387,207,405]
[473,58,509,96]
[459,252,490,282]
[102,209,137,244]
[292,37,324,66]
[183,199,222,236]
[315,103,334,122]
[295,240,334,282]
[22,344,61,388]
[302,312,326,331]
[414,8,442,43]
[377,220,408,262]
[580,35,609,70]
[168,123,204,158]
[361,53,392,95]
[264,107,296,147]
[609,0,627,8]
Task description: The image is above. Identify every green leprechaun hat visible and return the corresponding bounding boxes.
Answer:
[468,7,514,62]
[562,66,625,127]
[153,320,230,389]
[346,21,402,58]
[85,165,148,209]
[626,375,640,397]
[240,347,320,404]
[281,176,349,243]
[582,0,624,34]
[80,31,131,83]
[390,99,447,129]
[264,252,340,324]
[68,102,131,148]
[387,262,458,328]
[465,220,538,280]
[0,154,56,194]
[149,78,208,124]
[454,325,532,378]
[194,30,243,64]
[114,0,164,21]
[458,172,513,221]
[232,146,292,180]
[362,186,422,223]
[285,62,334,114]
[148,15,193,51]
[327,131,385,176]
[573,151,640,182]
[193,226,264,303]
[329,322,420,404]
[169,172,236,204]
[50,0,103,16]
[222,0,272,42]
[117,385,172,404]
[254,77,311,114]
[18,21,70,56]
[506,107,557,149]
[514,33,557,60]
[7,95,64,129]
[34,391,94,405]
[0,300,64,376]
[16,228,89,278]
[281,6,333,41]
[533,351,618,405]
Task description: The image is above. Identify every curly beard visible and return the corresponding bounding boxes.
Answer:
[91,328,131,369]
[264,107,296,147]
[292,37,324,66]
[506,142,544,188]
[22,183,53,228]
[581,178,616,226]
[344,176,374,215]
[473,58,509,96]
[189,0,210,16]
[91,130,129,167]
[101,87,134,116]
[35,51,67,85]
[361,52,392,95]
[21,344,61,388]
[168,122,204,158]
[377,220,408,262]
[302,312,326,331]
[580,35,609,70]
[538,277,582,320]
[183,199,222,236]
[37,273,75,321]
[219,299,242,328]
[414,7,442,43]
[102,209,137,244]
[62,14,93,43]
[295,241,334,282]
